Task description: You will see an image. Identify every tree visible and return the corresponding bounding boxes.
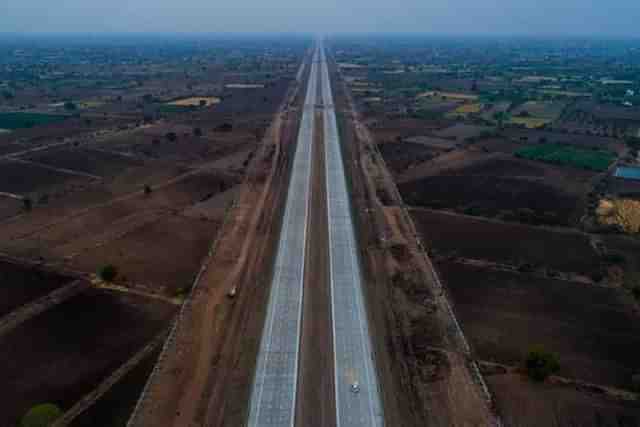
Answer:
[525,346,560,382]
[99,264,118,282]
[21,403,62,427]
[23,197,32,212]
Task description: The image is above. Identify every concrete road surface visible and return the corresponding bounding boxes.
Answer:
[319,43,384,427]
[247,47,319,427]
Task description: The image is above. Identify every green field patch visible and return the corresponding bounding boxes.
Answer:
[0,112,68,130]
[515,143,615,172]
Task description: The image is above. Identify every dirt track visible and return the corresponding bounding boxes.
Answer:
[129,54,308,427]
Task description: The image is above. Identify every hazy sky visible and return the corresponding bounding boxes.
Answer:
[2,0,640,36]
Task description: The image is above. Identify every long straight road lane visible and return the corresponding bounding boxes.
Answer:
[247,47,319,427]
[320,44,384,427]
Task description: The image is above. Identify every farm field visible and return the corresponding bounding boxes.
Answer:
[411,208,601,276]
[418,91,478,101]
[166,96,221,106]
[487,373,640,427]
[0,169,238,289]
[26,147,142,177]
[433,123,491,140]
[502,128,626,155]
[399,172,583,225]
[0,159,91,196]
[447,103,482,117]
[437,260,640,389]
[378,141,442,175]
[508,116,551,129]
[0,197,24,220]
[0,112,68,130]
[597,198,640,233]
[0,259,74,316]
[515,143,616,172]
[0,142,28,155]
[70,214,220,293]
[0,288,176,427]
[71,349,160,427]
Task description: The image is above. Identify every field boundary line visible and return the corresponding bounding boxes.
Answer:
[9,158,103,180]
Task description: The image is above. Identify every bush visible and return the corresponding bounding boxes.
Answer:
[99,264,118,282]
[525,347,560,382]
[21,403,62,427]
[632,373,640,392]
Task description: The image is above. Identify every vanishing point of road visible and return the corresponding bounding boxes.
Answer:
[248,41,383,427]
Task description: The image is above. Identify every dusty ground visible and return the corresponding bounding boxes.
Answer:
[488,373,640,427]
[411,208,602,277]
[0,258,74,316]
[70,349,161,427]
[437,260,640,389]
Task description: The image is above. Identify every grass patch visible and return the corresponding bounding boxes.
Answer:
[0,112,68,130]
[515,143,615,172]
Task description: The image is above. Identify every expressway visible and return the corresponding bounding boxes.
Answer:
[248,41,383,426]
